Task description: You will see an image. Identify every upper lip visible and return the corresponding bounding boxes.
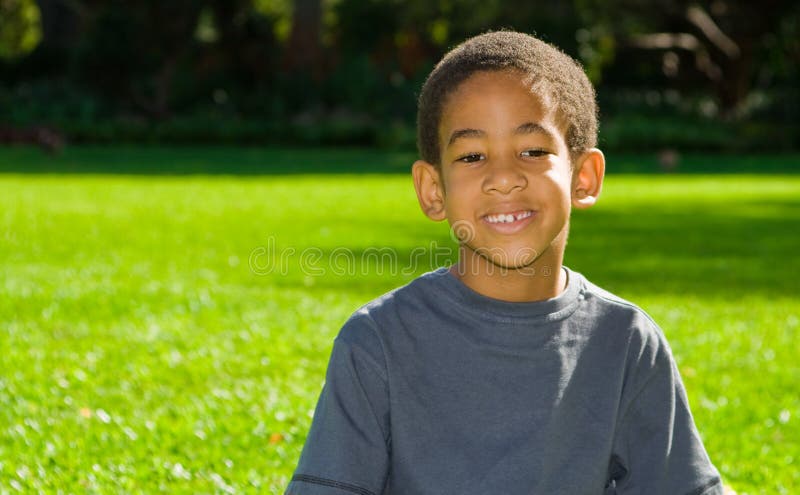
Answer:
[480,204,535,217]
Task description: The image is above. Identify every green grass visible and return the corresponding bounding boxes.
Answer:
[1,147,799,493]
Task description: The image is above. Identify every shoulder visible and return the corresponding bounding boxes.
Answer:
[575,272,675,374]
[579,275,658,326]
[334,268,448,366]
[339,268,447,336]
[579,274,667,338]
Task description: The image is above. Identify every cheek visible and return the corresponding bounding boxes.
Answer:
[539,168,572,197]
[442,171,478,205]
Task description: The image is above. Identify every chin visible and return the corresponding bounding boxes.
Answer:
[468,246,542,272]
[489,255,539,272]
[462,236,553,267]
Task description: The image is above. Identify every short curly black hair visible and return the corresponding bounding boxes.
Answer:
[417,30,598,167]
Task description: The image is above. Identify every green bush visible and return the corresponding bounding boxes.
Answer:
[1,79,796,152]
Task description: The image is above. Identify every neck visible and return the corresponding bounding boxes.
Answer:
[451,246,567,302]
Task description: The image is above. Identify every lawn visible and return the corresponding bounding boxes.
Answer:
[0,147,798,494]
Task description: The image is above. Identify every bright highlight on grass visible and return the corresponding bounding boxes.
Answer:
[0,149,798,494]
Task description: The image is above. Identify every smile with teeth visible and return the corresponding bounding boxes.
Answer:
[483,210,533,224]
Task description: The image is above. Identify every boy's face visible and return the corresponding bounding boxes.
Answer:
[413,70,603,272]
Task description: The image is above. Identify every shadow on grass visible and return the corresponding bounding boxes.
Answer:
[0,145,416,175]
[566,198,800,298]
[0,145,798,175]
[259,197,800,299]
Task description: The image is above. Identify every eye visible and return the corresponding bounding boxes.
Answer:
[520,149,550,158]
[457,153,484,163]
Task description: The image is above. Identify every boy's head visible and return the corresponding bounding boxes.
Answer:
[411,31,605,278]
[417,30,598,168]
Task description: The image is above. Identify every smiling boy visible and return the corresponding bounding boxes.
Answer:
[285,31,722,495]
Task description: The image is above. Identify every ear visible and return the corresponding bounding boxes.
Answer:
[571,148,605,210]
[412,160,447,221]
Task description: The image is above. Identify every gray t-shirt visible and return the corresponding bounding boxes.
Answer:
[285,267,722,495]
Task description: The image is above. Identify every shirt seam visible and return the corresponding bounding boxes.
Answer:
[582,285,662,330]
[588,285,675,423]
[291,474,377,495]
[356,312,389,385]
[619,361,668,425]
[433,275,585,324]
[340,312,392,447]
[620,360,667,478]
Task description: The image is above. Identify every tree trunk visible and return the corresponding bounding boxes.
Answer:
[284,0,323,77]
[715,36,754,118]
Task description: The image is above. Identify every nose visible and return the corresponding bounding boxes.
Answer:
[482,158,527,194]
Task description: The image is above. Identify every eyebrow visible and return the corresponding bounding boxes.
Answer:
[513,122,555,140]
[447,122,555,147]
[447,128,485,147]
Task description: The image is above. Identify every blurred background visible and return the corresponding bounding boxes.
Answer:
[1,2,799,493]
[1,0,798,156]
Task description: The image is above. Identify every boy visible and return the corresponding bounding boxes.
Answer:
[285,31,722,495]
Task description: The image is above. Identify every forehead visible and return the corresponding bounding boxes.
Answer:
[439,70,566,142]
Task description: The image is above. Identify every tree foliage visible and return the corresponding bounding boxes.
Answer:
[0,0,41,59]
[577,0,800,115]
[0,0,797,149]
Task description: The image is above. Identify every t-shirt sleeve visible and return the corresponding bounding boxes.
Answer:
[285,314,390,495]
[608,321,723,495]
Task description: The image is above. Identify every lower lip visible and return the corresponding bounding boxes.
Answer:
[481,212,536,234]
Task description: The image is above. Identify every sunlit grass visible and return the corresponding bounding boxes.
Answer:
[0,150,798,493]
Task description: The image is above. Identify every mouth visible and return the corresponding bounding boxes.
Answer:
[483,209,534,224]
[480,209,536,234]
